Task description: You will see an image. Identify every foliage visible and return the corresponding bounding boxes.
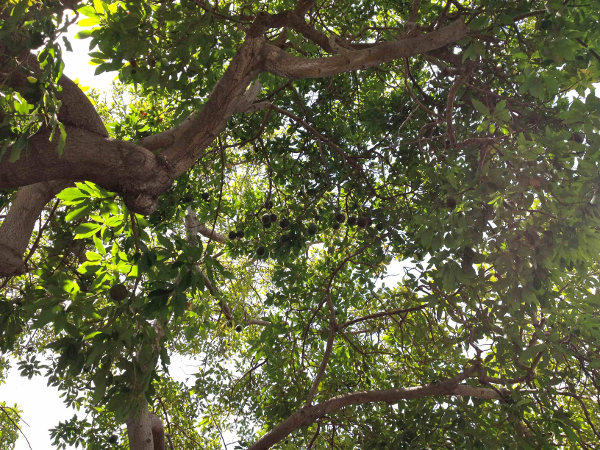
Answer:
[0,402,20,450]
[0,359,21,450]
[1,0,600,448]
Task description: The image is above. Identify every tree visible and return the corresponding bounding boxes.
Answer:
[1,0,600,447]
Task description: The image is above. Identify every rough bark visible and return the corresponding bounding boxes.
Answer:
[0,180,69,275]
[150,413,166,450]
[127,401,155,450]
[0,5,467,277]
[0,127,174,212]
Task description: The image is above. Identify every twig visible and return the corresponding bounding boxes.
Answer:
[305,324,336,406]
[0,404,32,450]
[339,304,426,330]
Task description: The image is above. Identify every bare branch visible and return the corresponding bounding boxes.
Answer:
[249,366,506,449]
[184,208,227,244]
[263,20,467,79]
[339,305,426,330]
[305,325,336,406]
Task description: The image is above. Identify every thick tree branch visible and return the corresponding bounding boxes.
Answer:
[263,20,467,79]
[249,366,506,449]
[0,49,108,275]
[0,16,466,277]
[0,126,173,213]
[151,38,265,177]
[0,180,69,275]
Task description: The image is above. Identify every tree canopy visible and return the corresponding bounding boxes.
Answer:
[1,0,600,448]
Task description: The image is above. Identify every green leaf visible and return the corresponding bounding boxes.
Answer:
[93,234,106,255]
[85,251,102,262]
[74,223,102,239]
[471,98,490,117]
[75,29,95,39]
[77,5,100,18]
[519,343,547,363]
[57,187,87,204]
[83,331,103,340]
[8,142,22,163]
[65,204,92,222]
[78,17,100,27]
[92,0,104,14]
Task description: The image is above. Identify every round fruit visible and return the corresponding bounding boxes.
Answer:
[357,216,370,228]
[201,192,210,201]
[571,132,584,143]
[228,230,237,240]
[376,222,385,231]
[235,324,243,332]
[270,213,277,222]
[109,283,128,301]
[261,214,272,225]
[236,230,245,239]
[446,197,457,209]
[347,216,358,226]
[256,246,266,256]
[64,343,79,360]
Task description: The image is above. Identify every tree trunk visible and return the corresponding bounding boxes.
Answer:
[126,400,165,450]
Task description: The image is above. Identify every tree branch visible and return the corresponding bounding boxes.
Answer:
[0,180,68,275]
[339,305,426,330]
[248,365,506,449]
[263,20,467,79]
[0,126,173,213]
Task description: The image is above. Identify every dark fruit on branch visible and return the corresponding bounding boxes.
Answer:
[571,132,584,143]
[357,216,370,228]
[109,283,128,301]
[235,324,243,332]
[256,246,266,256]
[228,231,238,240]
[347,216,358,226]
